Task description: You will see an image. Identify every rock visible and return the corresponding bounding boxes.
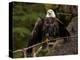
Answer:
[67,17,78,35]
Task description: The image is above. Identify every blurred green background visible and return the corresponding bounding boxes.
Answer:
[11,2,77,57]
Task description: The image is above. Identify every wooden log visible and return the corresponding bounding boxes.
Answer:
[22,49,27,58]
[32,47,36,57]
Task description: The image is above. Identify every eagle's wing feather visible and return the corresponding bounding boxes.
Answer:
[32,17,43,35]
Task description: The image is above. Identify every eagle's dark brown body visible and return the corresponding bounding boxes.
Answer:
[27,17,70,56]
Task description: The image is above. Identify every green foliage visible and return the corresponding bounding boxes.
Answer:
[13,27,31,38]
[13,51,24,58]
[12,2,45,51]
[13,27,31,50]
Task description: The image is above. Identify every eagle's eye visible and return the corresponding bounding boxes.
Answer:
[48,10,53,14]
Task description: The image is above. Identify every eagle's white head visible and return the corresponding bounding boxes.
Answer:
[46,9,56,17]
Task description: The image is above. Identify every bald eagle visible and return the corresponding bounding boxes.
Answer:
[27,9,70,56]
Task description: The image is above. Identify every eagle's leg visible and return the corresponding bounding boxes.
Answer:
[42,37,49,50]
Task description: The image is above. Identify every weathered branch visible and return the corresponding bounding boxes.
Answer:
[12,35,77,53]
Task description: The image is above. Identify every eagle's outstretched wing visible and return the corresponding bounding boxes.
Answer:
[27,17,44,55]
[56,18,70,42]
[28,17,44,45]
[55,18,64,24]
[32,17,43,35]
